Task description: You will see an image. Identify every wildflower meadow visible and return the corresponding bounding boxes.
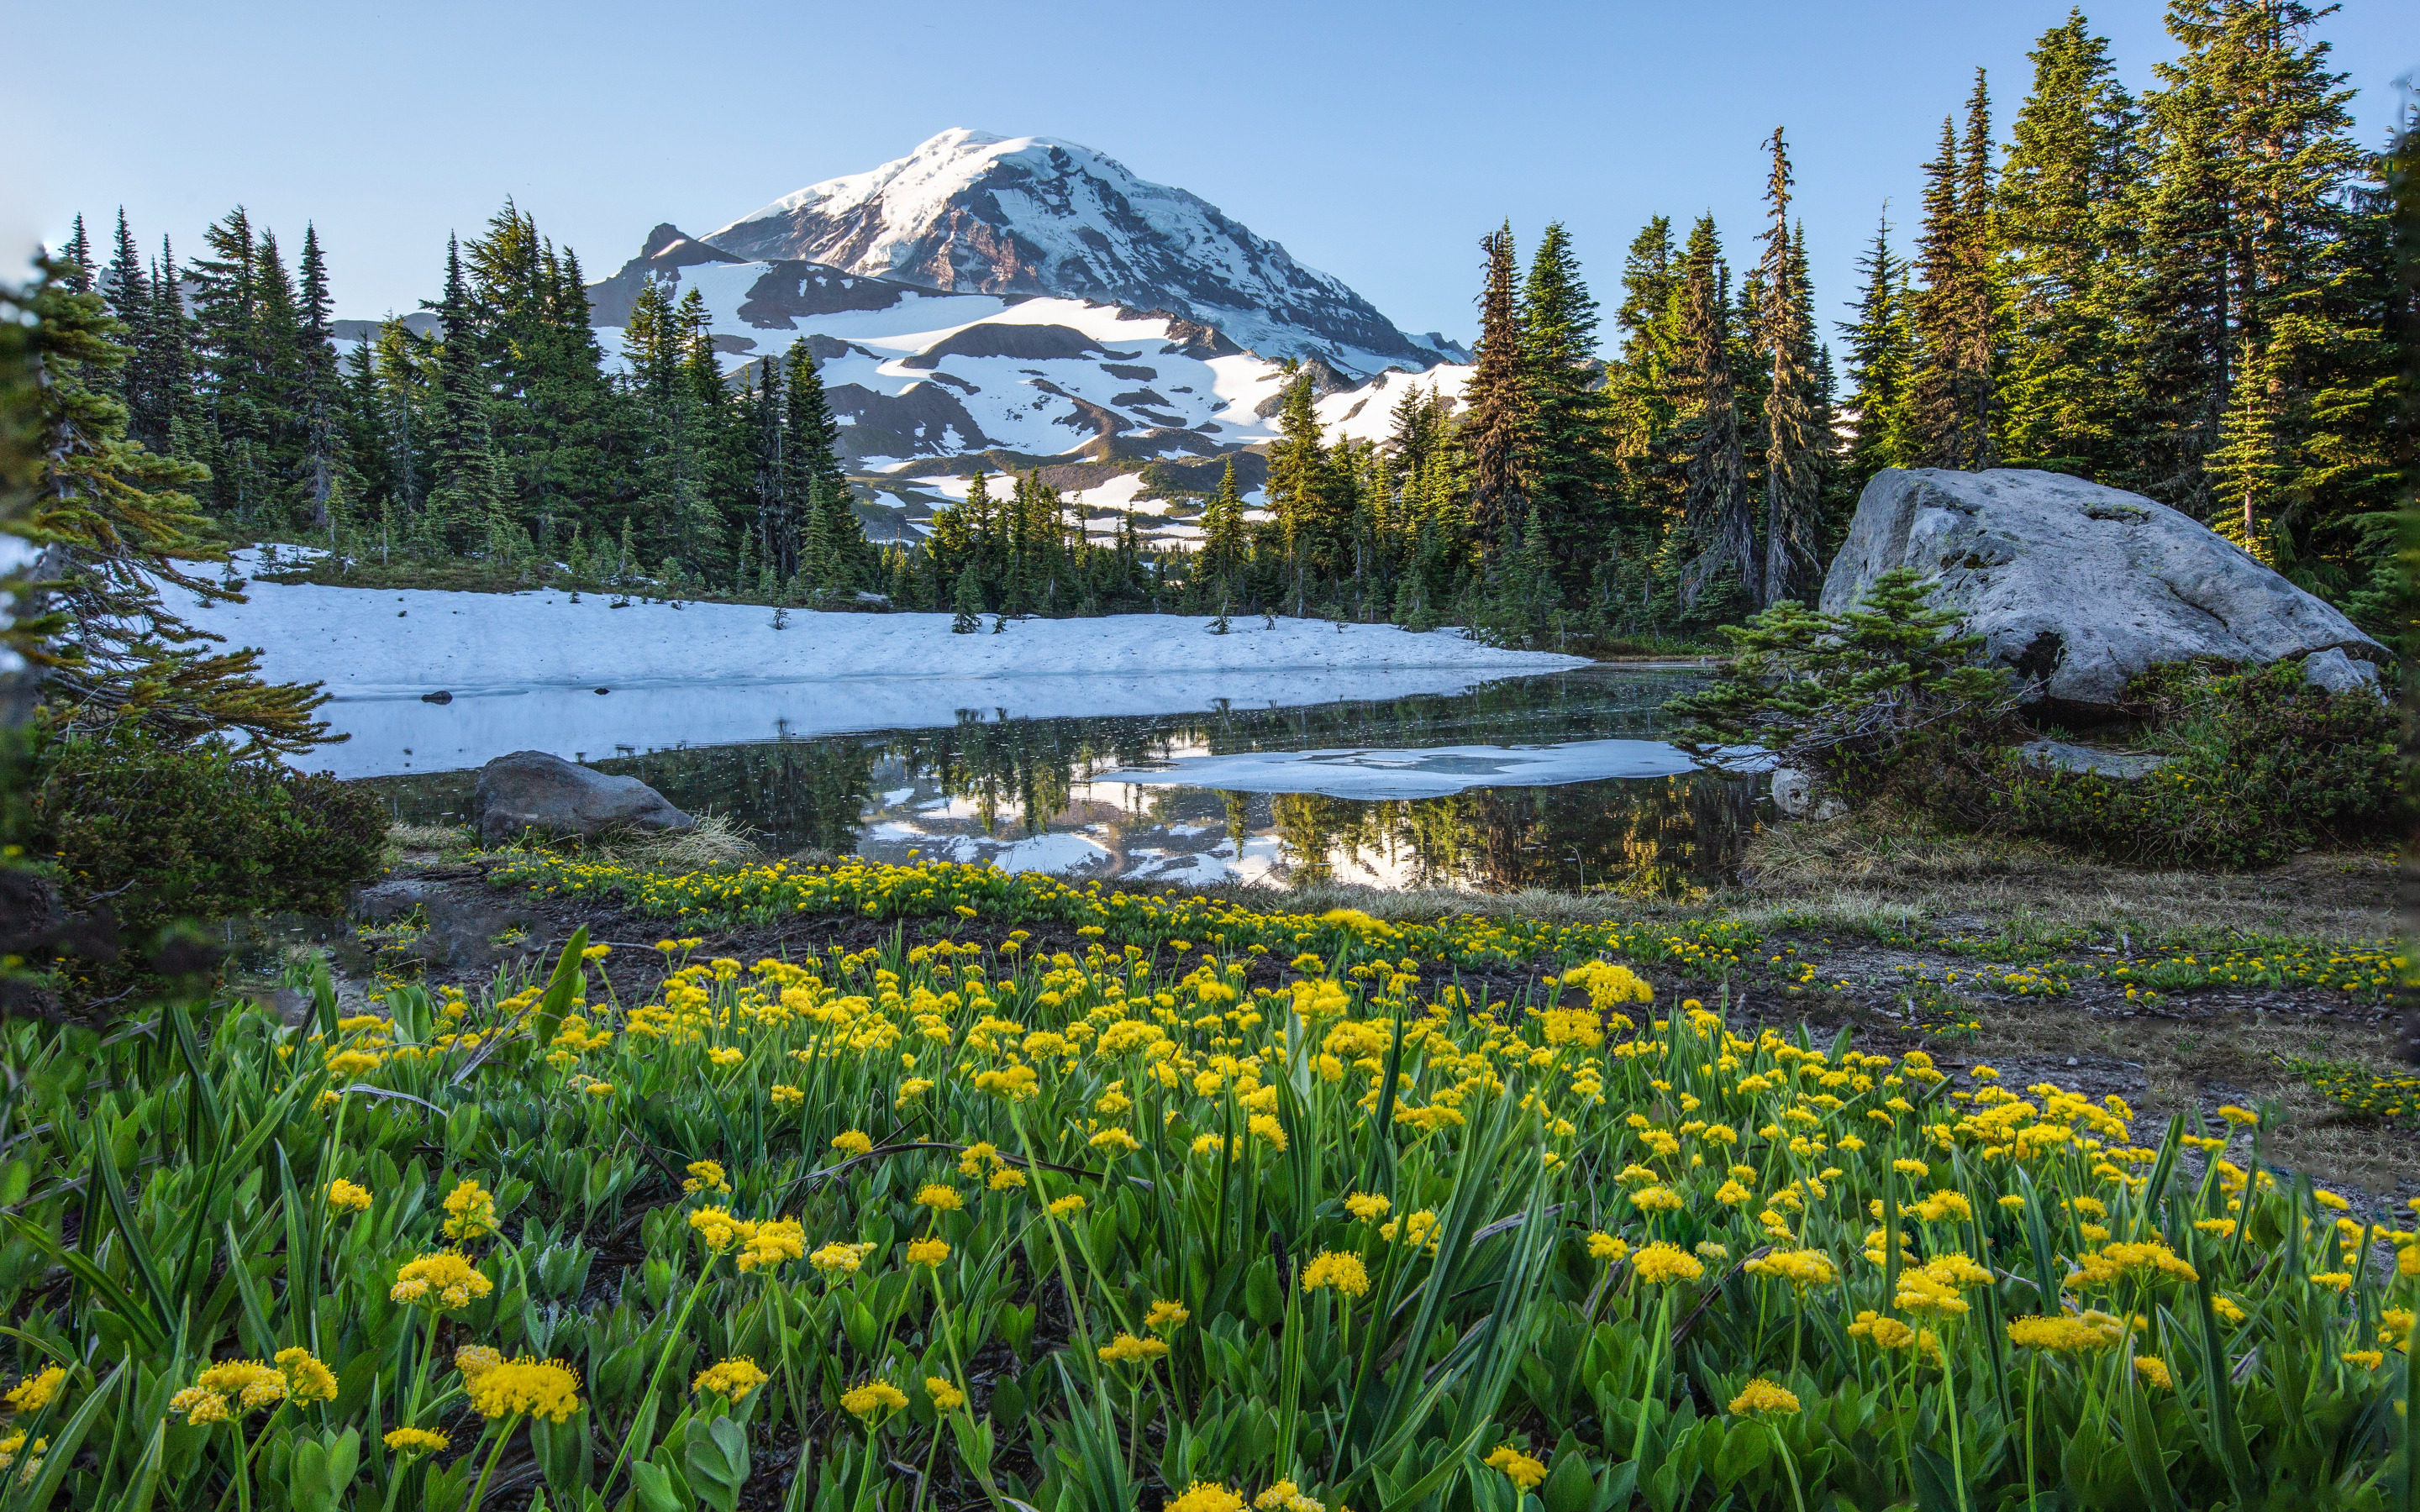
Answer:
[0,857,2412,1510]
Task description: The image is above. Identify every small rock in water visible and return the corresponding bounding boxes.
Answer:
[421,690,453,705]
[594,687,611,696]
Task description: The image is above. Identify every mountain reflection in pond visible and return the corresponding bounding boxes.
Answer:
[366,666,1767,898]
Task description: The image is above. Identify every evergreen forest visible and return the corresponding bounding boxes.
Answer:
[50,2,2409,646]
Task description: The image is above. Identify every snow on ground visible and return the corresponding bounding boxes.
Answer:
[1099,739,1699,801]
[187,571,1589,779]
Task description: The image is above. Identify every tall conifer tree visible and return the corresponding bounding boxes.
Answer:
[1999,10,2141,475]
[1755,129,1824,605]
[1838,212,1917,487]
[1460,224,1531,539]
[1676,217,1751,605]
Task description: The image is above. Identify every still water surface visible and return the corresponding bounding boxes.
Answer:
[366,666,1768,898]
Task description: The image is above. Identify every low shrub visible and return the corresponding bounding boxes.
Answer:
[1668,567,2019,806]
[1989,659,2398,867]
[33,729,388,943]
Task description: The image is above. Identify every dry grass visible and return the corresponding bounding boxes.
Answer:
[387,821,471,853]
[1949,988,2417,1197]
[1733,809,2394,943]
[590,812,762,868]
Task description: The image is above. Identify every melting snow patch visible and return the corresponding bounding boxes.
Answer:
[1102,740,1698,801]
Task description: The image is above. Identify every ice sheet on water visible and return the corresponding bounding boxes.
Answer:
[1100,740,1702,801]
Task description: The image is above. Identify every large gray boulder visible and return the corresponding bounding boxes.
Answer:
[1822,469,2386,717]
[471,750,694,847]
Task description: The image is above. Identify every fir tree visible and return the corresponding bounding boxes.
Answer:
[58,218,93,292]
[1676,217,1752,605]
[1518,222,1612,580]
[294,224,347,525]
[1265,372,1339,587]
[427,234,487,495]
[98,212,152,424]
[1907,75,2004,470]
[1460,223,1531,538]
[1202,458,1246,589]
[1755,129,1825,605]
[1998,10,2141,476]
[1838,212,1918,488]
[2133,0,2384,568]
[950,558,985,632]
[10,258,329,748]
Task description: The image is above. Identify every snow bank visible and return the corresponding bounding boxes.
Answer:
[179,570,1591,779]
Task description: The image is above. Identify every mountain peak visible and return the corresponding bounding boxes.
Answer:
[703,130,1441,373]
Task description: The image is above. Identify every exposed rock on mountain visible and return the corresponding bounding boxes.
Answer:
[703,129,1455,373]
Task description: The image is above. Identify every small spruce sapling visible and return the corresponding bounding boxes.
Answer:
[1667,567,2016,806]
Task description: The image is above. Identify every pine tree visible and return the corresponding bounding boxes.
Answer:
[98,212,152,425]
[1676,217,1752,604]
[1604,217,1686,557]
[1907,75,2004,470]
[426,234,487,505]
[779,343,845,578]
[1755,129,1825,605]
[147,236,198,461]
[2133,0,2385,569]
[1518,222,1612,581]
[1999,10,2141,476]
[190,207,269,519]
[950,559,985,633]
[1265,373,1337,588]
[9,258,329,748]
[1461,223,1531,539]
[1838,212,1918,489]
[1202,457,1246,588]
[58,218,93,292]
[294,224,347,525]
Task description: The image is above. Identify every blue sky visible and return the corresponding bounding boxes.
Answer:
[13,0,2414,354]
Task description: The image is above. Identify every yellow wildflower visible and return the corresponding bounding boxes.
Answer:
[693,1358,770,1400]
[466,1357,583,1422]
[1728,1378,1801,1415]
[1301,1251,1370,1297]
[391,1252,494,1310]
[1484,1444,1548,1490]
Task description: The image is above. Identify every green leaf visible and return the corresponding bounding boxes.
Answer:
[683,1415,749,1512]
[1540,1442,1596,1512]
[1243,1254,1283,1327]
[628,1459,687,1512]
[91,1121,175,1330]
[531,927,590,1052]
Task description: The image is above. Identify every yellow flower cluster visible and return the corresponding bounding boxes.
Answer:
[465,1357,583,1422]
[692,1357,769,1399]
[390,1252,494,1310]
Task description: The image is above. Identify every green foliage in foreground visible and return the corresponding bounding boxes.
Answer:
[1991,659,2401,868]
[2,887,2415,1512]
[31,728,387,979]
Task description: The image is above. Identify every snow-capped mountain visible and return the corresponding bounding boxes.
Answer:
[588,227,1465,454]
[703,129,1464,376]
[573,218,1471,549]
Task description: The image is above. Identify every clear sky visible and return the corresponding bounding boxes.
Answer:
[12,0,2414,355]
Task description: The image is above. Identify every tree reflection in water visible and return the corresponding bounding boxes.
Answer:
[364,668,1760,896]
